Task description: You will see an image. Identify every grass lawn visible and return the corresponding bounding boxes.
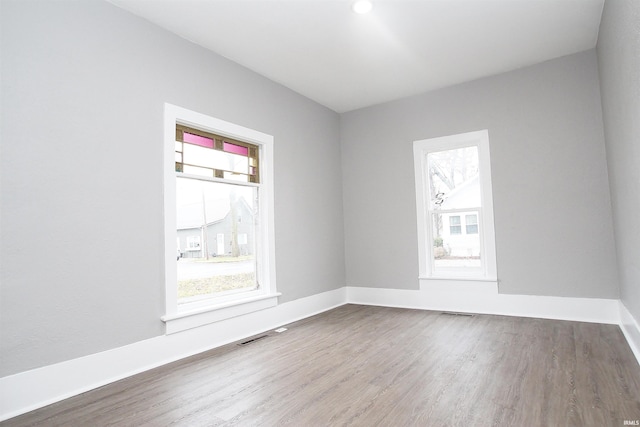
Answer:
[190,255,254,264]
[178,272,256,298]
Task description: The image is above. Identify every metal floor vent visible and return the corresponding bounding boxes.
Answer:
[238,334,269,346]
[441,312,475,317]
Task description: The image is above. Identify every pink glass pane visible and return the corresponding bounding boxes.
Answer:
[183,132,214,149]
[223,141,249,156]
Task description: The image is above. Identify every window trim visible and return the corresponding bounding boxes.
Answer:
[163,103,279,334]
[413,129,497,282]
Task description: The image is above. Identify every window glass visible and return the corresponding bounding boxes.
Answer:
[413,129,496,280]
[176,125,259,184]
[433,212,481,270]
[164,104,277,333]
[428,146,481,274]
[449,215,462,234]
[465,214,479,234]
[187,235,200,250]
[175,125,261,305]
[223,141,249,156]
[427,146,479,210]
[176,176,258,304]
[183,132,214,148]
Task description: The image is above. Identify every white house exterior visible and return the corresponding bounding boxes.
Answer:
[438,175,481,258]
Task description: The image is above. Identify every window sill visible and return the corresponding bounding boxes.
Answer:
[162,292,281,334]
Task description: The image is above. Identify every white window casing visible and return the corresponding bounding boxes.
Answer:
[413,130,497,286]
[163,103,279,334]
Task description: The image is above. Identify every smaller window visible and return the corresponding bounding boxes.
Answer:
[465,214,478,234]
[449,216,462,234]
[413,129,497,281]
[187,236,201,250]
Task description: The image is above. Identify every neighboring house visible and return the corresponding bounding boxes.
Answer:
[438,175,481,257]
[177,196,255,258]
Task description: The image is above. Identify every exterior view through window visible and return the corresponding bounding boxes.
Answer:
[175,125,260,304]
[414,130,497,281]
[428,145,481,270]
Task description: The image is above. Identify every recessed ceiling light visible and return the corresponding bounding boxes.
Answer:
[352,0,373,14]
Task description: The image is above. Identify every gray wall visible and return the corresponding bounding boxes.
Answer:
[597,0,640,324]
[1,0,630,381]
[341,49,619,299]
[0,0,345,376]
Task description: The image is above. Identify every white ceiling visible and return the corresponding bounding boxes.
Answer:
[109,0,605,113]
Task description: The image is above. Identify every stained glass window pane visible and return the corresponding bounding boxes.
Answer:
[182,144,249,174]
[223,141,249,156]
[176,125,259,184]
[183,165,214,177]
[184,132,214,149]
[223,171,249,182]
[222,152,249,174]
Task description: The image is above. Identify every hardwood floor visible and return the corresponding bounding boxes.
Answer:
[4,305,640,426]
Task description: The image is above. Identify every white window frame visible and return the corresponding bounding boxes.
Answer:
[413,130,497,285]
[163,103,279,334]
[465,214,479,235]
[449,215,462,235]
[186,235,201,250]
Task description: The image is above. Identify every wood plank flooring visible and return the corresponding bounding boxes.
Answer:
[3,304,640,426]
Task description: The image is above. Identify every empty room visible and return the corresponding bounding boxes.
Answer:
[1,0,639,425]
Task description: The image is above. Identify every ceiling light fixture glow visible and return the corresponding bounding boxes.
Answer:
[352,0,373,14]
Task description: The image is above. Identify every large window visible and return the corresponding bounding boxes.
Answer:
[163,104,278,333]
[413,130,497,281]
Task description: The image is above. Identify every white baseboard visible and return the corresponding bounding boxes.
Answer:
[1,284,631,422]
[619,301,640,366]
[0,287,346,422]
[346,286,620,324]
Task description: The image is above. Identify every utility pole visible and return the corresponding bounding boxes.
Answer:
[201,188,209,260]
